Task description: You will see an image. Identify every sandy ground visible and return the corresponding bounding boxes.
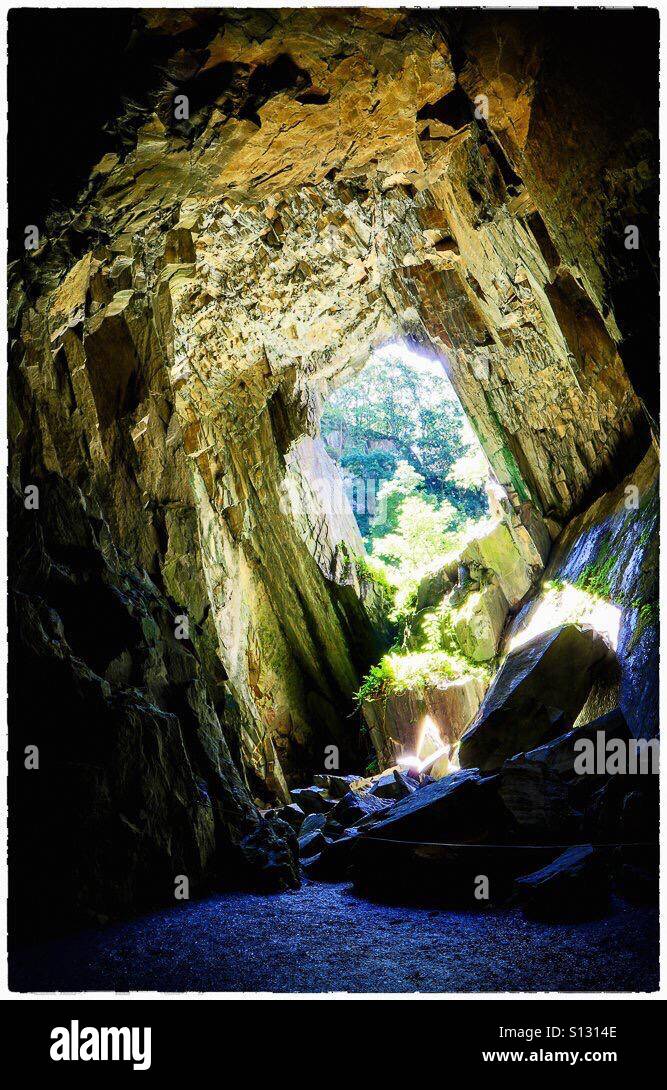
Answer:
[10,881,658,994]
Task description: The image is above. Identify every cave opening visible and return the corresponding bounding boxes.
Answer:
[321,338,493,574]
[6,6,659,995]
[313,338,517,780]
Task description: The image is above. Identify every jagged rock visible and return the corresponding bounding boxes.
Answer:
[274,803,306,833]
[505,447,659,740]
[363,674,487,774]
[240,817,300,892]
[290,786,335,814]
[328,790,390,830]
[303,829,362,880]
[416,558,458,612]
[7,8,657,935]
[369,770,416,801]
[498,708,632,837]
[298,829,329,859]
[8,480,299,939]
[514,845,609,919]
[364,769,508,843]
[459,520,534,608]
[313,773,364,798]
[459,625,615,771]
[299,813,327,838]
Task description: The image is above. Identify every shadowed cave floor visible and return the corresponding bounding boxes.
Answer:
[11,882,658,994]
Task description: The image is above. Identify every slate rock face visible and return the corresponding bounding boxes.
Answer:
[458,625,615,771]
[9,479,299,939]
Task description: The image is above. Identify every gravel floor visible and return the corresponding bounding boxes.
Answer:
[10,881,659,994]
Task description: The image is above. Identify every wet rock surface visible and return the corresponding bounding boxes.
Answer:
[458,624,615,771]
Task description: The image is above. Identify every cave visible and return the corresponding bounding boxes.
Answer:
[7,7,659,995]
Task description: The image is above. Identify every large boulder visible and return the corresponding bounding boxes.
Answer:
[328,789,390,829]
[498,708,631,837]
[369,769,416,801]
[459,624,615,771]
[363,768,508,843]
[451,582,509,662]
[290,786,335,814]
[415,557,458,612]
[459,519,535,607]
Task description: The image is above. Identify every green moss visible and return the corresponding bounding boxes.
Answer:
[574,535,615,600]
[355,648,488,705]
[485,399,532,504]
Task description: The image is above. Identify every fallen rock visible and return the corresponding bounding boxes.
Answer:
[364,768,508,843]
[274,803,306,832]
[498,709,631,838]
[369,769,416,801]
[313,773,364,798]
[499,759,574,839]
[459,519,534,607]
[328,789,390,830]
[300,812,327,838]
[514,844,609,919]
[415,558,458,612]
[290,786,335,814]
[363,673,487,774]
[303,830,361,879]
[298,829,328,859]
[459,624,615,771]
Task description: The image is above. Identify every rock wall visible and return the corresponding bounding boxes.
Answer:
[505,446,659,740]
[8,8,657,929]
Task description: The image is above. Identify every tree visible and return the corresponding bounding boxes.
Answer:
[321,346,489,542]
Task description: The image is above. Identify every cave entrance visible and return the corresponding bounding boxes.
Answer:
[320,340,495,585]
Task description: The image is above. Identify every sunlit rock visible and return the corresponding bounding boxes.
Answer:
[451,582,509,661]
[458,624,615,771]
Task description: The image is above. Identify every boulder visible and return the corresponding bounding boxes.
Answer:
[459,519,534,607]
[498,708,632,838]
[290,786,334,814]
[300,812,327,838]
[363,674,487,773]
[369,769,416,801]
[451,582,509,661]
[298,828,328,859]
[328,789,390,830]
[274,803,306,832]
[303,830,361,879]
[364,768,508,843]
[313,773,364,798]
[499,759,574,838]
[458,624,615,771]
[415,558,458,612]
[514,844,609,919]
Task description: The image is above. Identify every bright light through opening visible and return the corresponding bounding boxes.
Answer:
[508,582,622,653]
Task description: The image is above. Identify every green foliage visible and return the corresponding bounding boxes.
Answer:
[355,648,487,704]
[373,492,458,572]
[353,551,394,601]
[448,444,489,492]
[321,346,489,542]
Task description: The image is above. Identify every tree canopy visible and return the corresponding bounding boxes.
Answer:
[321,345,489,547]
